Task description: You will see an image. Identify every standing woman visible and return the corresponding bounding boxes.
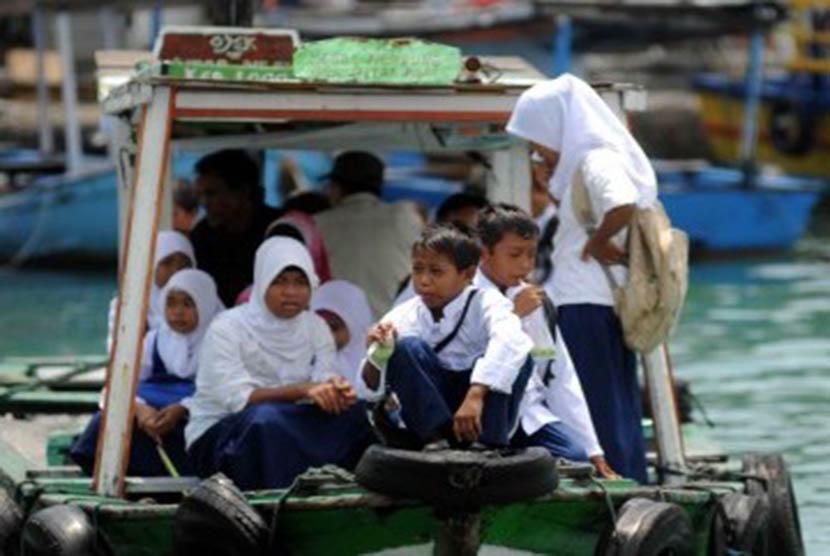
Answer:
[506,74,657,483]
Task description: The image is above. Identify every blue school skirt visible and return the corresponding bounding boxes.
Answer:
[557,304,647,483]
[70,340,196,477]
[188,401,373,491]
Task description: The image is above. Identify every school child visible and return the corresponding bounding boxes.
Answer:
[107,230,196,352]
[391,192,490,309]
[311,280,373,395]
[72,269,224,476]
[474,204,618,477]
[185,237,372,490]
[363,225,533,448]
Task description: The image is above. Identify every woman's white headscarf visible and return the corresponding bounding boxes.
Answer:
[311,280,372,386]
[149,231,196,329]
[242,236,320,362]
[157,269,224,379]
[506,74,657,207]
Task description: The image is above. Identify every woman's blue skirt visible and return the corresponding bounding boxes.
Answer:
[558,304,647,483]
[188,401,373,491]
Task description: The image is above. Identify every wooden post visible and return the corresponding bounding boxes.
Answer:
[642,345,687,485]
[487,142,531,212]
[94,87,174,497]
[55,11,83,173]
[32,7,53,156]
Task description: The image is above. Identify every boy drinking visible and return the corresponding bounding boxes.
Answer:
[475,204,618,478]
[363,225,533,447]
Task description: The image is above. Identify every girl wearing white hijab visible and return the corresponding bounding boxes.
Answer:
[311,280,373,395]
[106,230,196,352]
[72,269,223,477]
[185,237,372,490]
[506,74,654,483]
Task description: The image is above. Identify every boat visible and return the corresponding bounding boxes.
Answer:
[694,0,830,180]
[0,26,804,556]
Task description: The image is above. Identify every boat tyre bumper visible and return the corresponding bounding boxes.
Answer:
[174,473,269,556]
[355,445,557,510]
[743,453,804,556]
[0,490,23,554]
[21,504,97,556]
[720,492,770,555]
[598,497,694,556]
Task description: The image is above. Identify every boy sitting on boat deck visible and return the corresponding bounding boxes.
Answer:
[362,225,533,447]
[474,204,618,478]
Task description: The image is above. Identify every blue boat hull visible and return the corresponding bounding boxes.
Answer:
[0,167,118,263]
[658,167,823,251]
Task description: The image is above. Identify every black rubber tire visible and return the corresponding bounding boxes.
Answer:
[355,445,557,510]
[0,489,23,555]
[720,492,770,556]
[743,453,804,556]
[174,473,269,556]
[603,497,694,556]
[707,501,727,556]
[21,505,96,556]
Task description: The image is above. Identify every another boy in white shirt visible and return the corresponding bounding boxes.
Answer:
[475,204,618,478]
[363,225,533,447]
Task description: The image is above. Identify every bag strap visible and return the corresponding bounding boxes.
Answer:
[434,288,478,355]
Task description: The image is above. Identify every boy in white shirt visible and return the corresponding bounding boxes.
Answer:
[362,225,533,447]
[475,204,618,478]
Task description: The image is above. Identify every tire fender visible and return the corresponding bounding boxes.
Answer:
[743,453,804,556]
[21,505,96,556]
[720,492,770,555]
[174,473,269,556]
[0,490,23,554]
[602,497,694,556]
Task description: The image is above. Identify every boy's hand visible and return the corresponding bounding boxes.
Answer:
[453,385,488,442]
[367,322,397,346]
[513,286,544,318]
[590,456,621,480]
[150,405,188,438]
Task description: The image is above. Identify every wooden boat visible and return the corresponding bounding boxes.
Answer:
[0,27,803,556]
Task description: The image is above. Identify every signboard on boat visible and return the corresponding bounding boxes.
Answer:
[294,38,462,86]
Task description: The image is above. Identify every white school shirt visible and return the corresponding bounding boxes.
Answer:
[473,269,603,457]
[368,286,533,396]
[549,149,639,307]
[184,307,336,449]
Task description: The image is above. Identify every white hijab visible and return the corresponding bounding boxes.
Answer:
[156,269,224,379]
[149,231,196,330]
[506,74,657,207]
[241,236,320,362]
[311,280,373,386]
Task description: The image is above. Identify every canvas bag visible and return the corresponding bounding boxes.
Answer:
[571,167,689,353]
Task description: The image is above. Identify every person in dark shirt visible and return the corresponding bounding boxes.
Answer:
[190,149,281,306]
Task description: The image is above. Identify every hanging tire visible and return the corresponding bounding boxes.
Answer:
[743,453,804,556]
[601,497,694,556]
[174,473,269,556]
[355,445,557,510]
[21,505,96,556]
[707,501,727,556]
[720,492,770,555]
[0,489,23,555]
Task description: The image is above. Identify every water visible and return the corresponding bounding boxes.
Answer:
[0,247,828,553]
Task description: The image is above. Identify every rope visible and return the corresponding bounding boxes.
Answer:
[267,465,354,550]
[589,476,617,524]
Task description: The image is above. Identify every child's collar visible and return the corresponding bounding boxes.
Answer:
[422,285,474,323]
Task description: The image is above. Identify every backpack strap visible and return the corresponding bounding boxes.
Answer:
[434,288,478,355]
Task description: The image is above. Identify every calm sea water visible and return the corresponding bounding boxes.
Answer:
[0,242,828,553]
